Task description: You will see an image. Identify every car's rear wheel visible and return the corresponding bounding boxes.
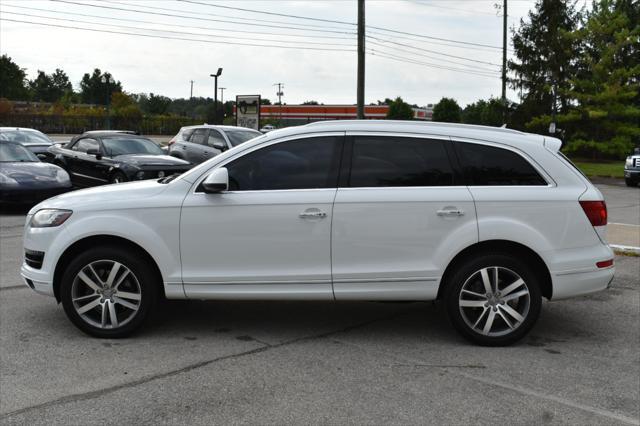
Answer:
[444,254,542,346]
[110,171,128,184]
[60,246,158,338]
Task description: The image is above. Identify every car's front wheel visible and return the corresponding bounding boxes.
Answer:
[625,177,637,187]
[60,246,158,338]
[445,254,542,346]
[110,171,128,184]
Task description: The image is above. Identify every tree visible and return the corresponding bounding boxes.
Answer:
[386,96,414,120]
[28,69,72,102]
[432,97,461,123]
[137,93,172,115]
[558,0,640,158]
[0,55,29,100]
[509,0,583,129]
[462,98,506,126]
[79,69,122,104]
[302,100,320,105]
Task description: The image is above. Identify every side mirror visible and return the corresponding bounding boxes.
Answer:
[212,141,226,151]
[36,154,48,161]
[86,148,102,160]
[202,167,228,193]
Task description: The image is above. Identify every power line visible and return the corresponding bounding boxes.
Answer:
[170,0,504,50]
[407,0,501,16]
[49,0,357,35]
[367,36,501,67]
[177,0,357,26]
[368,50,499,79]
[3,3,355,40]
[0,18,357,52]
[1,11,356,47]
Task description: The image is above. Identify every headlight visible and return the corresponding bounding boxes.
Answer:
[55,169,70,184]
[625,157,633,167]
[136,171,145,180]
[30,209,73,228]
[0,173,19,186]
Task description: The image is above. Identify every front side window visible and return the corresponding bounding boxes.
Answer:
[102,137,163,157]
[73,138,100,153]
[455,142,547,186]
[226,136,341,191]
[349,136,454,187]
[207,130,226,148]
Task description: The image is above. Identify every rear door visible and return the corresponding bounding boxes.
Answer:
[184,128,209,164]
[331,133,478,300]
[202,129,226,161]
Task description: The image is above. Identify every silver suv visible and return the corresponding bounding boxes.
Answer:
[624,147,640,187]
[168,125,261,165]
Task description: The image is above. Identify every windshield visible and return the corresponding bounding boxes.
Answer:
[0,130,51,144]
[102,137,163,156]
[0,143,39,162]
[225,130,262,147]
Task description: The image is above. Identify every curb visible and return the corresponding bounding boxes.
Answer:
[610,244,640,256]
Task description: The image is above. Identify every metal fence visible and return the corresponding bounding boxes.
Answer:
[0,114,202,135]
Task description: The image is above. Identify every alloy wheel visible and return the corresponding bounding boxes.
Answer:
[458,266,531,337]
[71,260,142,329]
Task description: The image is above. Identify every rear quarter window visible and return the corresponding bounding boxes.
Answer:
[455,142,547,186]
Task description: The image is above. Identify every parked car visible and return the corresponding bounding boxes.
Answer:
[22,121,614,345]
[168,125,262,165]
[0,127,54,162]
[49,131,192,187]
[260,124,276,133]
[0,141,71,204]
[624,147,640,187]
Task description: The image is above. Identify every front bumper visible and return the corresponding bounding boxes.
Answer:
[21,263,54,296]
[623,169,640,179]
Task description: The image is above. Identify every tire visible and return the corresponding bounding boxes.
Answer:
[625,178,637,187]
[110,171,128,184]
[60,246,159,338]
[444,253,542,346]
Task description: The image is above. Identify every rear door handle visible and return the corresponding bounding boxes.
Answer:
[299,211,327,219]
[437,208,464,217]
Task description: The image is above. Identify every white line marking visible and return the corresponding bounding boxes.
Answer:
[609,222,640,228]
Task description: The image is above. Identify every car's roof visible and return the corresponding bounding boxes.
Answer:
[75,131,147,139]
[261,120,562,151]
[181,124,261,132]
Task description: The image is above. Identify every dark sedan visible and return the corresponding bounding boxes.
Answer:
[0,141,72,204]
[49,132,192,187]
[0,127,55,162]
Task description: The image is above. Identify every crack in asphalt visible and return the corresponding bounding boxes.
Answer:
[0,308,416,420]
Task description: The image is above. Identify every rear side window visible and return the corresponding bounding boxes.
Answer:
[189,129,208,145]
[181,128,195,141]
[349,136,454,187]
[226,136,341,191]
[456,142,546,186]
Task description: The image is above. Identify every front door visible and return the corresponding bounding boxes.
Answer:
[331,134,478,300]
[180,134,344,299]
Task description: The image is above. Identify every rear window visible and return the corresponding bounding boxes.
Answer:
[455,142,546,186]
[349,136,454,187]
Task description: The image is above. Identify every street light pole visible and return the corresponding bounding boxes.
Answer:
[101,74,115,130]
[219,87,226,121]
[210,68,223,124]
[357,0,365,119]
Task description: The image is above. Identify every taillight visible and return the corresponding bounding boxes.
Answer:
[579,201,607,227]
[168,139,176,147]
[596,259,614,268]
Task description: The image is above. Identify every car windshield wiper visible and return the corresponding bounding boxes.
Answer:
[158,174,179,184]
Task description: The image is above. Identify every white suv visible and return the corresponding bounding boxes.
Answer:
[21,121,614,345]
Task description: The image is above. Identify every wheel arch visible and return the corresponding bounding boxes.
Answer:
[52,235,165,303]
[438,240,552,300]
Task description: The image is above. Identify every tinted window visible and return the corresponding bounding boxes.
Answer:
[207,130,226,148]
[73,138,100,153]
[225,130,262,147]
[350,136,454,187]
[226,136,340,191]
[456,142,546,186]
[190,129,208,145]
[102,137,163,156]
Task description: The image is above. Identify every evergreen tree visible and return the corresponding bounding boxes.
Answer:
[0,55,29,100]
[386,97,414,120]
[432,97,461,123]
[79,69,122,105]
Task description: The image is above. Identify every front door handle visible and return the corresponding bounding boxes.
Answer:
[299,210,327,219]
[437,208,464,217]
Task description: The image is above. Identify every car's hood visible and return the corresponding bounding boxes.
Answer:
[0,162,68,184]
[28,178,180,213]
[113,154,190,166]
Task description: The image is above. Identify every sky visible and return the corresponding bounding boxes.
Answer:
[0,0,543,107]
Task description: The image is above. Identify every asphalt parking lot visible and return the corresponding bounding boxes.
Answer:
[0,184,638,425]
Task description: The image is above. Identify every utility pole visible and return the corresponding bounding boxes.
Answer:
[274,82,284,125]
[357,0,365,119]
[501,0,507,123]
[190,80,194,99]
[219,87,226,122]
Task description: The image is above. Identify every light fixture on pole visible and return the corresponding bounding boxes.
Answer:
[101,74,115,130]
[210,68,223,124]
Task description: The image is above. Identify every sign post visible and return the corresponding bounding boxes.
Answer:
[236,95,261,131]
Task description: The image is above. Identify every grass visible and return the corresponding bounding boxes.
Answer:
[570,158,625,179]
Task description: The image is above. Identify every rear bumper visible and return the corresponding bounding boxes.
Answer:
[551,266,615,300]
